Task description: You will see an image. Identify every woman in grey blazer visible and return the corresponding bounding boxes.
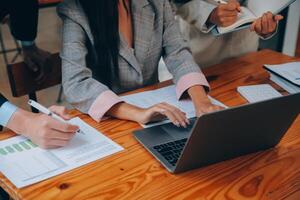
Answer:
[58,0,223,127]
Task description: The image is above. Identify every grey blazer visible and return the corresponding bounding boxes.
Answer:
[57,0,207,114]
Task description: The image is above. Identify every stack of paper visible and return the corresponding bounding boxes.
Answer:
[264,62,300,94]
[0,117,123,188]
[121,85,228,128]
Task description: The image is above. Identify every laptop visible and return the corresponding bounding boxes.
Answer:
[133,93,300,173]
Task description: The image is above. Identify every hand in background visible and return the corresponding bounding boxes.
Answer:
[194,98,224,117]
[187,85,224,117]
[209,0,241,27]
[22,44,52,83]
[7,106,79,149]
[250,12,283,38]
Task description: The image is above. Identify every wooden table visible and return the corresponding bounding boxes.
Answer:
[1,50,300,200]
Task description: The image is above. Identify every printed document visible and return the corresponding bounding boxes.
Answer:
[0,117,123,188]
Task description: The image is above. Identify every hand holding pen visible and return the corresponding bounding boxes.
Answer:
[25,100,80,149]
[208,0,241,27]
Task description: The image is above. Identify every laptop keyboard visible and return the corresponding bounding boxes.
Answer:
[153,138,187,166]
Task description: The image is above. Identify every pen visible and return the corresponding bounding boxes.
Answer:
[205,0,241,12]
[205,0,227,6]
[28,100,84,134]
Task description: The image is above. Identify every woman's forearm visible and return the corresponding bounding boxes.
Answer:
[107,102,143,122]
[188,85,210,107]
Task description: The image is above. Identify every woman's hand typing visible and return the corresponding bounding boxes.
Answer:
[108,102,189,127]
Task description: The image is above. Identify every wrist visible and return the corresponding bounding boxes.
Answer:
[6,109,34,135]
[188,85,211,109]
[107,102,144,123]
[133,107,148,124]
[188,85,209,100]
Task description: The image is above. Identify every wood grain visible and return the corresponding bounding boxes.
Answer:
[1,50,300,200]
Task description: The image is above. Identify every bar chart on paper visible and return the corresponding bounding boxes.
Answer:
[0,139,38,155]
[0,117,123,188]
[0,137,68,185]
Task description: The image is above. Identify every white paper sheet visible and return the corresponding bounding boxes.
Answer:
[121,85,228,128]
[270,73,300,94]
[265,62,300,86]
[0,117,123,188]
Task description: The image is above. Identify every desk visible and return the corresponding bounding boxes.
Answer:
[1,50,300,200]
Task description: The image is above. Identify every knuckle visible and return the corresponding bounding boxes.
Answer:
[217,11,223,17]
[267,12,273,18]
[40,131,48,139]
[170,107,177,111]
[63,140,70,146]
[40,140,48,148]
[61,125,69,132]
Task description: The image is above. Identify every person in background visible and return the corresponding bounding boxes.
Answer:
[172,0,283,67]
[58,0,224,128]
[0,0,52,81]
[0,93,79,149]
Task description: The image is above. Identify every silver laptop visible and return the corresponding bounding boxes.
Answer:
[133,93,300,173]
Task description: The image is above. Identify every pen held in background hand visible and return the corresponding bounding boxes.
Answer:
[204,0,228,6]
[205,0,241,12]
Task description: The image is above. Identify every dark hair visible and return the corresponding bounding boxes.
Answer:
[79,0,127,87]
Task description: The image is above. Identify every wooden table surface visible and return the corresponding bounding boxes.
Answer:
[1,50,300,200]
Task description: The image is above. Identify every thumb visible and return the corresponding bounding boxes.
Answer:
[228,0,240,9]
[250,21,256,31]
[274,15,284,21]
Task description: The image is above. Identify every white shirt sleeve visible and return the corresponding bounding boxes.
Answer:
[0,102,18,127]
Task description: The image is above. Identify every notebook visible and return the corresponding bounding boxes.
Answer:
[264,62,300,87]
[269,73,300,94]
[214,0,296,35]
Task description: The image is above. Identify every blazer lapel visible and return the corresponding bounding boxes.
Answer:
[119,34,141,75]
[119,0,154,75]
[73,0,155,75]
[132,0,155,65]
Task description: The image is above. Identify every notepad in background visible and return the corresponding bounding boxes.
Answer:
[264,62,300,86]
[121,85,228,128]
[264,62,300,94]
[269,73,300,94]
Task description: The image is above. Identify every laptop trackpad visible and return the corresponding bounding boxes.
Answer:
[135,119,196,147]
[135,126,175,147]
[161,123,193,140]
